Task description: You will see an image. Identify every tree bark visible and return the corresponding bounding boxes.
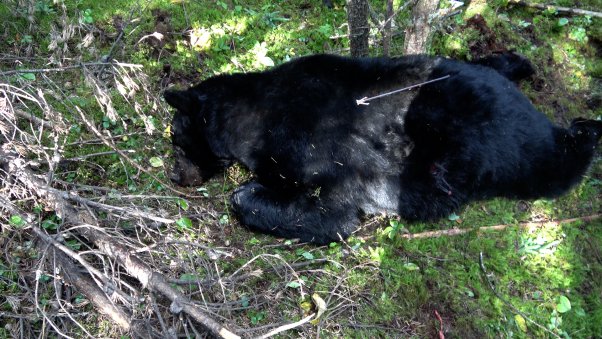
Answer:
[403,0,440,54]
[347,0,370,57]
[383,0,394,56]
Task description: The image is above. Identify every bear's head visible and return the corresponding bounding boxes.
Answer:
[164,89,211,186]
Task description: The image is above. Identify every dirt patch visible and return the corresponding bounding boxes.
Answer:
[464,14,507,58]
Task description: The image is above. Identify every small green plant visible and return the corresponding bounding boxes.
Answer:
[247,309,266,325]
[176,217,193,230]
[21,35,33,44]
[35,0,55,15]
[9,215,25,228]
[382,219,405,239]
[82,9,94,24]
[548,295,572,336]
[149,157,164,168]
[41,215,60,231]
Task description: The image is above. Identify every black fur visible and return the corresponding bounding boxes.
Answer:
[164,53,602,244]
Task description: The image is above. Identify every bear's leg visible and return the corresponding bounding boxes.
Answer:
[230,181,359,244]
[472,52,535,82]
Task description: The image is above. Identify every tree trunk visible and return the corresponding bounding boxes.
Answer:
[403,0,440,54]
[383,0,394,56]
[347,0,370,57]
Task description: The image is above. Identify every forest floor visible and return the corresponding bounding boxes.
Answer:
[0,0,601,337]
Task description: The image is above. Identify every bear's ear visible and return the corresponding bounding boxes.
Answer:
[164,89,195,114]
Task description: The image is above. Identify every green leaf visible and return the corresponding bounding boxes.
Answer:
[149,157,164,167]
[196,187,209,197]
[176,217,193,229]
[448,212,460,221]
[176,199,189,211]
[558,18,569,26]
[241,296,249,308]
[301,252,314,260]
[66,240,81,250]
[556,295,571,313]
[179,273,198,282]
[10,215,25,227]
[515,314,527,332]
[41,219,58,230]
[20,73,36,81]
[219,214,229,225]
[286,281,301,288]
[403,262,420,271]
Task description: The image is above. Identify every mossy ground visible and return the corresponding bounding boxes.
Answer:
[0,0,600,337]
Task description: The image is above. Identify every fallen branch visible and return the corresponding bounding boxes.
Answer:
[13,108,54,129]
[402,214,601,239]
[4,151,240,339]
[89,231,241,339]
[52,245,133,331]
[509,0,602,18]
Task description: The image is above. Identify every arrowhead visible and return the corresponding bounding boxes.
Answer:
[356,97,369,106]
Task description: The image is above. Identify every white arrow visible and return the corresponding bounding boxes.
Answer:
[356,74,450,106]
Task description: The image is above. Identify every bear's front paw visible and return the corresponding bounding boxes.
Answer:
[230,181,264,212]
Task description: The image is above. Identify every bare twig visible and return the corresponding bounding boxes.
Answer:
[52,245,133,331]
[13,108,54,129]
[0,62,143,77]
[256,314,315,339]
[401,214,601,239]
[509,0,602,18]
[90,232,240,339]
[3,151,239,338]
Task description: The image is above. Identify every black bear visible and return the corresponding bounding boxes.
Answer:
[164,53,601,244]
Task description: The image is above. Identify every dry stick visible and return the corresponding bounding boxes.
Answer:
[30,224,136,305]
[256,314,315,339]
[13,108,54,129]
[48,184,175,224]
[3,202,134,332]
[479,252,561,338]
[5,154,240,339]
[401,214,601,239]
[52,246,133,331]
[0,62,143,77]
[89,231,241,339]
[509,0,602,18]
